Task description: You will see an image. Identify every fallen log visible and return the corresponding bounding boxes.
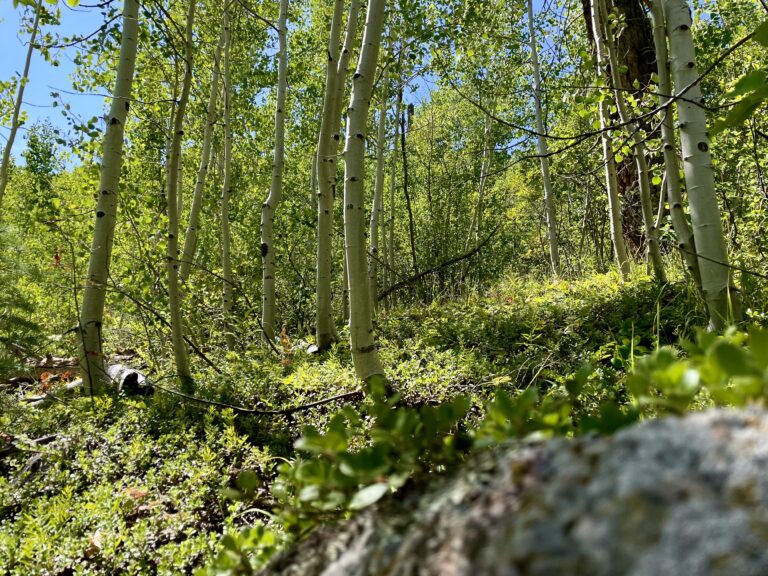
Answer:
[22,364,151,407]
[0,433,59,460]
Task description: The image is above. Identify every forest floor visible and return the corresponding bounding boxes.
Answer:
[0,270,751,574]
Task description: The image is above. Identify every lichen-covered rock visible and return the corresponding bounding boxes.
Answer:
[260,409,768,576]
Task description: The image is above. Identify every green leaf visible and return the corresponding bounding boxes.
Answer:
[221,487,243,501]
[753,19,768,47]
[713,85,768,135]
[711,342,758,377]
[349,483,389,510]
[220,534,238,551]
[652,175,662,186]
[727,70,767,98]
[236,470,261,492]
[298,485,320,502]
[581,403,639,434]
[749,328,768,370]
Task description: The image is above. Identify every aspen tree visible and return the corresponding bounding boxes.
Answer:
[663,0,741,328]
[589,0,631,278]
[78,0,140,394]
[309,153,317,214]
[598,0,666,283]
[339,3,363,326]
[369,67,388,310]
[342,245,350,322]
[650,0,702,291]
[0,0,41,211]
[333,0,362,139]
[221,9,235,349]
[387,64,402,294]
[343,0,388,385]
[316,0,346,350]
[316,0,361,349]
[466,110,493,249]
[180,22,226,283]
[176,148,183,224]
[261,0,289,342]
[527,0,560,276]
[165,1,196,390]
[399,87,418,275]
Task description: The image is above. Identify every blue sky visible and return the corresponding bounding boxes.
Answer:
[0,0,105,161]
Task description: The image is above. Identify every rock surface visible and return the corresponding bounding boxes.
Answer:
[260,409,768,576]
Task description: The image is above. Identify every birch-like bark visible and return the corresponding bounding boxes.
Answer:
[165,63,179,208]
[466,110,493,248]
[380,97,390,292]
[221,9,235,349]
[343,0,387,384]
[310,152,317,214]
[650,0,702,292]
[386,72,401,293]
[0,1,41,211]
[527,0,560,276]
[315,0,345,350]
[399,89,418,275]
[176,146,183,223]
[342,246,350,323]
[369,67,388,310]
[180,23,225,282]
[337,0,362,324]
[261,0,289,342]
[333,0,362,139]
[165,1,196,390]
[598,0,666,283]
[78,0,139,394]
[589,0,631,278]
[663,0,740,328]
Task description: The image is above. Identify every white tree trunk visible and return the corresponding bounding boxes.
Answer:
[598,0,666,283]
[310,152,317,213]
[261,0,289,342]
[334,0,362,141]
[180,23,226,282]
[221,9,235,350]
[176,147,183,224]
[386,71,401,295]
[315,0,346,351]
[0,1,41,211]
[650,0,702,291]
[527,0,560,276]
[589,0,631,278]
[338,0,362,328]
[343,0,387,385]
[369,67,388,310]
[663,0,739,328]
[78,0,140,394]
[466,111,493,247]
[165,1,196,390]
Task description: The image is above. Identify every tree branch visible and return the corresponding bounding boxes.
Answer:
[377,225,500,301]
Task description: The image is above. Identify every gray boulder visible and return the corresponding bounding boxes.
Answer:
[260,408,768,576]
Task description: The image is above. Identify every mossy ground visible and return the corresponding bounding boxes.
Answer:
[0,271,718,574]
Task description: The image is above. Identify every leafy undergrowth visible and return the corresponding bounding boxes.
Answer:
[2,271,766,575]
